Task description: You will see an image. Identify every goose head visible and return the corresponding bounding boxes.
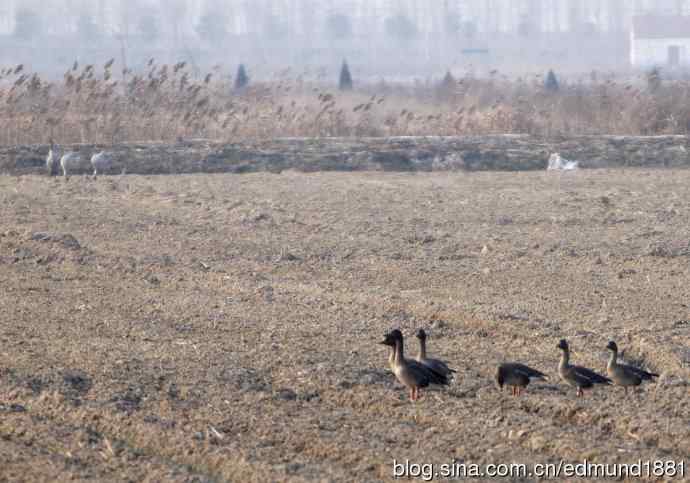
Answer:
[379,329,402,347]
[415,328,427,341]
[606,341,618,352]
[557,339,569,351]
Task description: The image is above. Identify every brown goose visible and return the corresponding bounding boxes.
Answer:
[415,329,456,379]
[384,330,449,386]
[557,339,611,397]
[606,341,658,393]
[496,362,547,396]
[380,329,448,400]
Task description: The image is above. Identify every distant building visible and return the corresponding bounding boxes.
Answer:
[631,15,690,67]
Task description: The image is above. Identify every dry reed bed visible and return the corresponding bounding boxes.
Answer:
[2,61,690,147]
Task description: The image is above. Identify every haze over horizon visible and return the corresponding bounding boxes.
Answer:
[1,0,689,78]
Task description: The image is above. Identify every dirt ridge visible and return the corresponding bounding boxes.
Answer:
[1,135,690,176]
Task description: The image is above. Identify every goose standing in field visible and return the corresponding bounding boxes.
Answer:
[495,362,548,396]
[557,339,611,397]
[90,150,113,179]
[46,139,61,176]
[414,329,456,380]
[380,329,448,401]
[60,150,82,180]
[606,341,659,393]
[384,330,449,387]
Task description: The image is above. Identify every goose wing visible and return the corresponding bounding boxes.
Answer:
[399,361,431,388]
[409,359,449,386]
[420,357,456,377]
[508,363,548,380]
[563,367,594,388]
[622,364,659,381]
[610,365,642,386]
[573,365,611,385]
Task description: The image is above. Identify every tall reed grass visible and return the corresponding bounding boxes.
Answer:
[1,60,689,146]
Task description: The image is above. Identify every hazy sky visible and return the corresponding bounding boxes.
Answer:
[1,0,687,37]
[2,0,687,77]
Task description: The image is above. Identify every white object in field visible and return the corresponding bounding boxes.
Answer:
[46,141,62,175]
[60,151,82,178]
[547,153,579,171]
[91,151,113,177]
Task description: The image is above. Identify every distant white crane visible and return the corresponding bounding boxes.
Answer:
[46,139,62,176]
[60,151,82,180]
[90,151,114,179]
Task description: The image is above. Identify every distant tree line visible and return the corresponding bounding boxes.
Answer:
[9,0,690,44]
[9,5,481,44]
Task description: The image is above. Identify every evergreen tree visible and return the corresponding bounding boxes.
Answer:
[235,64,249,90]
[440,70,455,89]
[436,70,456,101]
[545,69,559,92]
[339,60,353,91]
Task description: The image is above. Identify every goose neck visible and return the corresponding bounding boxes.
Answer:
[418,337,427,360]
[559,348,570,370]
[394,338,405,365]
[607,348,618,370]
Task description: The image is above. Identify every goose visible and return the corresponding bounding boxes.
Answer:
[495,362,548,396]
[380,329,448,400]
[384,337,448,387]
[557,339,611,397]
[90,151,113,179]
[60,151,82,180]
[415,329,456,379]
[46,139,61,176]
[384,330,449,386]
[606,341,658,393]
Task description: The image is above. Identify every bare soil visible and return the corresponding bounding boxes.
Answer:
[0,170,688,482]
